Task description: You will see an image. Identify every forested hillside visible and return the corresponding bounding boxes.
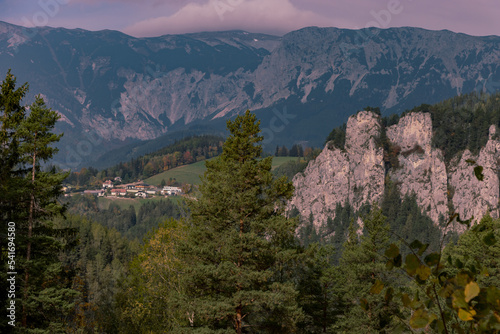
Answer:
[64,135,224,187]
[64,195,182,241]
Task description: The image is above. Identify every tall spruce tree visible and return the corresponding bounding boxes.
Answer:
[0,69,30,332]
[177,110,303,333]
[333,205,399,333]
[0,71,77,332]
[0,70,29,221]
[18,96,75,330]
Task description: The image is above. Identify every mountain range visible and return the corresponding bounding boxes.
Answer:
[1,21,499,169]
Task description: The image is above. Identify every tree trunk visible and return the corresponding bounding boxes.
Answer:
[235,218,244,333]
[236,305,243,334]
[22,133,36,328]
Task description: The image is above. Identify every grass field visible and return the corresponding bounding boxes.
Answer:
[145,156,302,186]
[145,159,211,186]
[97,195,183,212]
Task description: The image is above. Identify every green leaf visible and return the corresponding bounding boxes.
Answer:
[410,309,429,328]
[401,293,412,307]
[416,265,431,281]
[469,264,477,275]
[418,243,429,256]
[385,287,394,302]
[391,324,406,334]
[360,298,368,311]
[405,254,420,275]
[464,281,480,303]
[370,280,384,295]
[458,308,476,321]
[385,243,400,258]
[452,291,468,309]
[409,239,424,250]
[474,165,484,181]
[465,159,476,165]
[428,312,438,324]
[456,272,472,286]
[485,286,500,305]
[386,259,394,270]
[438,284,454,298]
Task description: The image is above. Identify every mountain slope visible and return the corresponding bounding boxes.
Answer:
[1,22,499,168]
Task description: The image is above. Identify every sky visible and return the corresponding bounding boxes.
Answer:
[0,0,499,37]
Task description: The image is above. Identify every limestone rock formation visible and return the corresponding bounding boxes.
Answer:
[449,125,500,228]
[291,111,500,231]
[387,112,448,224]
[290,111,384,228]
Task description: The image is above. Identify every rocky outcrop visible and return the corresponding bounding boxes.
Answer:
[449,125,500,228]
[290,111,384,228]
[292,111,500,230]
[387,113,448,224]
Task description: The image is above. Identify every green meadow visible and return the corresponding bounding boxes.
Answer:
[145,156,301,186]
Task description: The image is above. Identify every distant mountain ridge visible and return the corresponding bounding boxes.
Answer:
[0,22,499,168]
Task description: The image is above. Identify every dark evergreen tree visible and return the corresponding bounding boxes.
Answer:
[296,243,343,333]
[0,72,78,332]
[333,205,400,332]
[177,110,303,333]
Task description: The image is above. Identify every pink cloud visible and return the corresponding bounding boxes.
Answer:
[2,0,498,38]
[123,0,336,37]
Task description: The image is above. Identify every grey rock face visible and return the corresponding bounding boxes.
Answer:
[449,126,500,228]
[290,111,384,228]
[387,113,448,224]
[292,112,500,230]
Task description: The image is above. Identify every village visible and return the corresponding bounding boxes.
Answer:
[63,176,184,199]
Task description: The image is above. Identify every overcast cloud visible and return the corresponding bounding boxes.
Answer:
[0,0,498,37]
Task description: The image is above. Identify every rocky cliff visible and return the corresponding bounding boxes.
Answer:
[290,111,385,224]
[291,110,500,230]
[1,22,500,168]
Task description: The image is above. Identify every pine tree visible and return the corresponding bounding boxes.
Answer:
[0,71,77,332]
[0,70,30,331]
[18,95,69,328]
[333,205,399,333]
[0,69,29,220]
[177,110,303,333]
[296,243,343,333]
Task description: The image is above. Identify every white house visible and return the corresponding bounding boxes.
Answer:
[135,191,147,198]
[162,186,182,196]
[102,180,114,189]
[111,189,127,196]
